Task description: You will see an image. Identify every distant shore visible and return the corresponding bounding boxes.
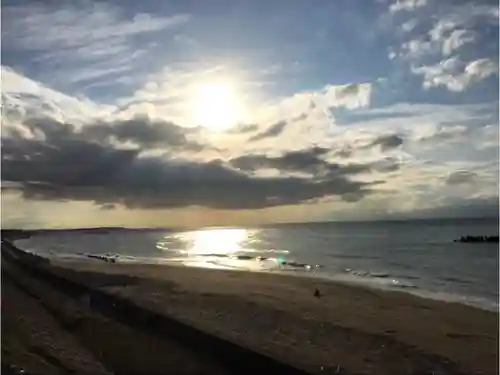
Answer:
[2,237,498,375]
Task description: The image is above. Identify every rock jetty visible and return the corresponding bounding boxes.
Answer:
[454,235,499,243]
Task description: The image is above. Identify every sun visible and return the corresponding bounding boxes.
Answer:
[192,81,241,131]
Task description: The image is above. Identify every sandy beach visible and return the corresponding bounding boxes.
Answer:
[2,240,498,375]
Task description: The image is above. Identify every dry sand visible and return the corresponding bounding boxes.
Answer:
[2,243,498,375]
[55,260,498,374]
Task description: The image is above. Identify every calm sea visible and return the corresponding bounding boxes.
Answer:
[15,218,499,311]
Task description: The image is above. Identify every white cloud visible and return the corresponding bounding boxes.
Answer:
[1,66,114,125]
[3,3,190,87]
[391,1,498,92]
[401,28,475,61]
[3,4,189,51]
[389,0,427,14]
[1,66,372,154]
[412,57,498,92]
[429,19,460,42]
[441,29,476,56]
[401,18,419,32]
[465,58,499,80]
[401,39,436,59]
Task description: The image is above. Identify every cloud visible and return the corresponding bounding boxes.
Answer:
[2,2,190,89]
[230,147,338,175]
[465,58,499,80]
[389,0,427,14]
[248,120,288,142]
[230,147,401,177]
[228,124,260,134]
[9,115,206,153]
[366,134,404,151]
[3,3,190,52]
[412,57,498,92]
[401,18,419,32]
[389,0,499,95]
[399,28,476,60]
[441,29,476,56]
[445,170,479,185]
[82,117,201,150]
[413,124,469,144]
[0,71,386,212]
[399,39,436,60]
[1,66,115,126]
[331,108,417,126]
[323,83,372,110]
[100,203,117,211]
[336,83,363,97]
[1,136,379,210]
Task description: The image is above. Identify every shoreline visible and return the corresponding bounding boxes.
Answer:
[56,257,498,314]
[20,246,500,313]
[12,227,499,314]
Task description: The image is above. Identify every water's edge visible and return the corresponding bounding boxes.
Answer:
[14,238,499,313]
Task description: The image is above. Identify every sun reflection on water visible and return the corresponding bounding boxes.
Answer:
[158,227,307,271]
[180,228,248,255]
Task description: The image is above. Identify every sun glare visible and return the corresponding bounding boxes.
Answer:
[192,81,241,131]
[183,228,248,255]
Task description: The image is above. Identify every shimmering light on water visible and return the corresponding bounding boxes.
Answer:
[176,228,249,255]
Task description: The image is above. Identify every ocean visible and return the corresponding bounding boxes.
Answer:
[14,218,499,311]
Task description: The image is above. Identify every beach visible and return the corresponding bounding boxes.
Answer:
[2,238,498,375]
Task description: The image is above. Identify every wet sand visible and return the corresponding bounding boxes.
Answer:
[2,241,498,375]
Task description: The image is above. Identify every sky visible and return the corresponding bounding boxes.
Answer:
[1,0,499,229]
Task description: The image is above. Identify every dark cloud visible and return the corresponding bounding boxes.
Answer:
[1,135,379,210]
[2,138,138,188]
[371,157,401,173]
[292,112,309,122]
[230,147,331,174]
[83,117,190,148]
[334,146,353,159]
[100,203,117,210]
[248,120,288,142]
[230,147,399,176]
[19,116,205,151]
[367,134,404,151]
[337,83,361,97]
[228,123,260,134]
[415,126,469,144]
[446,170,478,185]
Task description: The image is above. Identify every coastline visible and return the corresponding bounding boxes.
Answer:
[54,253,499,312]
[16,242,498,313]
[11,222,499,313]
[3,240,499,374]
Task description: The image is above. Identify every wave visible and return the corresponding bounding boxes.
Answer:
[342,268,417,289]
[329,254,381,260]
[439,276,472,284]
[155,241,290,256]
